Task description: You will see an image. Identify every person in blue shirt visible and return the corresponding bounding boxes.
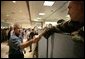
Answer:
[8,24,43,58]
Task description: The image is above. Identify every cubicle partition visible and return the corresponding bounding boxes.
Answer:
[38,33,78,58]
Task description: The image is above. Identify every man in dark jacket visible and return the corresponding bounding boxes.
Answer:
[33,1,84,58]
[43,1,84,39]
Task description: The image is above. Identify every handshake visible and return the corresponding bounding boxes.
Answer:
[30,27,48,43]
[22,25,63,49]
[31,26,63,43]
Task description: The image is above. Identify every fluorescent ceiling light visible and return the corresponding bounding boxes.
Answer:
[37,17,41,19]
[39,13,45,15]
[44,1,55,6]
[34,19,38,21]
[12,1,16,3]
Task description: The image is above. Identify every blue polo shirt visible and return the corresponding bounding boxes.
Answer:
[8,32,24,55]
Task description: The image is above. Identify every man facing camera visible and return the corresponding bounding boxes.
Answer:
[8,24,43,58]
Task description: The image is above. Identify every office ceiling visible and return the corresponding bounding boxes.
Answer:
[1,1,69,28]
